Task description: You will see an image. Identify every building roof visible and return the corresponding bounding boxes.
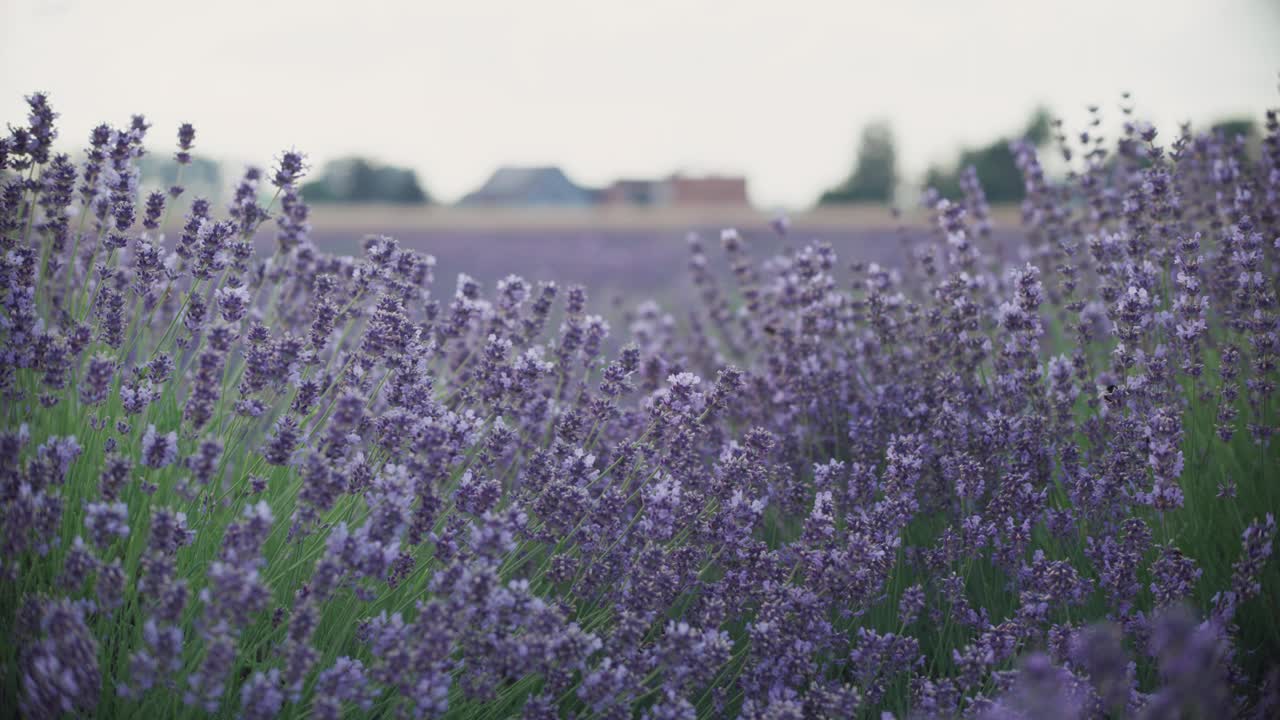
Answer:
[459,166,595,207]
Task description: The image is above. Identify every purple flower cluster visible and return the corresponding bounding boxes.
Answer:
[1,91,1278,718]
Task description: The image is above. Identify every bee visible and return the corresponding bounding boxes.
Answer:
[1101,384,1120,407]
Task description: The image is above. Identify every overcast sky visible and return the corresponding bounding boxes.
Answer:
[3,0,1279,208]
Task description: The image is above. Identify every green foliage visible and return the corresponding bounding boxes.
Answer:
[1210,117,1258,141]
[301,157,431,204]
[819,121,898,205]
[925,107,1053,204]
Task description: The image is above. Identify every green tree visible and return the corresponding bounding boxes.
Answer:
[924,107,1052,204]
[1212,118,1256,139]
[301,157,430,204]
[819,121,898,205]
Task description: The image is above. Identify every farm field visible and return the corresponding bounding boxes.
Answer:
[2,92,1278,720]
[307,226,982,300]
[301,206,1025,302]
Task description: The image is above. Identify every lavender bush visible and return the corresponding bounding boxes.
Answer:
[0,92,1277,719]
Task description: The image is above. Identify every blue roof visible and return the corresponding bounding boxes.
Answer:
[459,166,594,207]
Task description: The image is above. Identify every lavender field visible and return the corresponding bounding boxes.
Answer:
[1,91,1278,720]
[311,226,829,301]
[305,225,1025,305]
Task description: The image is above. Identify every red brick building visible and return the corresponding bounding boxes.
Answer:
[662,174,750,206]
[601,174,751,208]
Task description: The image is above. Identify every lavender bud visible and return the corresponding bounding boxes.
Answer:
[141,424,178,468]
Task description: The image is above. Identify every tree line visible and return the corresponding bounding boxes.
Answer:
[819,109,1259,207]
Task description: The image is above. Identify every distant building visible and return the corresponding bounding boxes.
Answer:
[601,174,750,208]
[662,174,750,206]
[459,166,752,209]
[459,166,594,207]
[603,179,661,206]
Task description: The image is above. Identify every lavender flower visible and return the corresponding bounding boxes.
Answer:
[84,501,129,549]
[20,599,100,719]
[1214,513,1277,620]
[185,439,223,487]
[140,424,178,468]
[312,657,374,719]
[272,150,307,189]
[263,415,300,466]
[175,122,195,165]
[79,354,115,406]
[240,668,284,720]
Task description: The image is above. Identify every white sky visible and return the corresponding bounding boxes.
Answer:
[2,0,1278,209]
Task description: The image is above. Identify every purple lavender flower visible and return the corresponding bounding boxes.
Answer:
[272,150,307,189]
[1070,623,1136,714]
[58,537,96,591]
[262,415,300,466]
[1214,513,1276,621]
[84,501,129,549]
[240,668,284,720]
[142,190,165,229]
[1142,607,1234,718]
[185,439,223,487]
[21,91,58,164]
[312,657,374,719]
[97,453,132,501]
[79,354,115,406]
[175,122,195,165]
[140,425,178,468]
[214,285,251,322]
[20,598,100,719]
[293,450,345,531]
[1150,543,1201,608]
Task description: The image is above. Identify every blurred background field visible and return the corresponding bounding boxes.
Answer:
[282,205,1026,302]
